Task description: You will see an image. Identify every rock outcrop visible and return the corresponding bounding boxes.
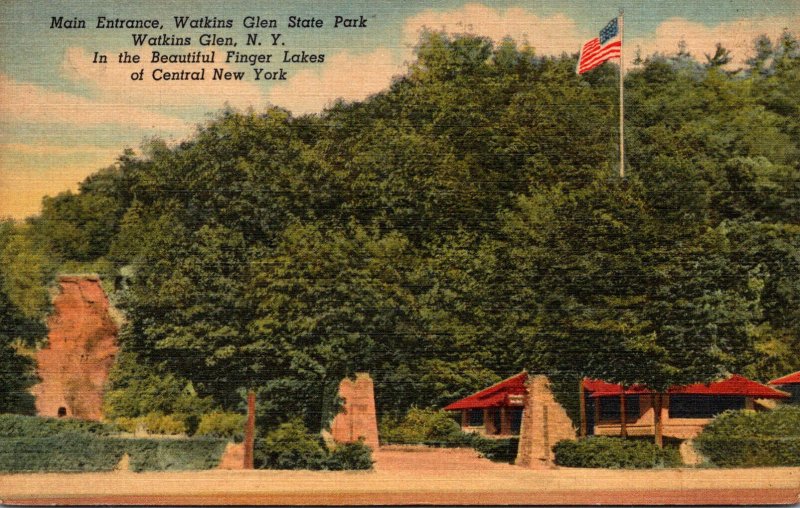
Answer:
[31,275,118,420]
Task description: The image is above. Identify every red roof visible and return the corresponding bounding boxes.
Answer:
[769,371,800,386]
[584,375,788,400]
[444,372,528,411]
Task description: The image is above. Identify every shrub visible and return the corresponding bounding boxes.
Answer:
[0,433,125,472]
[0,414,115,437]
[553,437,682,468]
[695,406,800,467]
[256,418,327,470]
[0,432,227,473]
[324,440,374,470]
[123,438,227,472]
[380,408,461,444]
[112,416,140,433]
[140,412,186,435]
[470,436,520,463]
[380,408,517,463]
[0,414,226,472]
[195,411,245,441]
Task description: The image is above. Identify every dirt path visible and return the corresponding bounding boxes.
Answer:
[2,454,798,505]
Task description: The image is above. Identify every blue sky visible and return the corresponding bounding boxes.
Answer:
[1,0,798,218]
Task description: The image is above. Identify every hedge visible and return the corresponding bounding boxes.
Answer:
[695,406,800,467]
[0,433,125,472]
[0,416,228,473]
[123,438,228,472]
[553,436,682,469]
[0,414,115,438]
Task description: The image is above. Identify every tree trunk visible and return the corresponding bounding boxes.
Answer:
[243,390,256,469]
[653,393,663,448]
[579,379,587,438]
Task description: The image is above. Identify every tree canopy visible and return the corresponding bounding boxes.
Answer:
[4,30,799,431]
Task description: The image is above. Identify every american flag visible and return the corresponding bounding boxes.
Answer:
[577,17,622,74]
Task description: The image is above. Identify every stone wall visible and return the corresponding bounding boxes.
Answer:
[31,275,119,420]
[329,373,380,449]
[516,375,576,468]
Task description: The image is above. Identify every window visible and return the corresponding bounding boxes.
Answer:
[598,395,640,422]
[669,395,745,418]
[468,409,484,426]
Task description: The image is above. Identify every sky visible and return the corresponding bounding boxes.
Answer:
[1,0,798,219]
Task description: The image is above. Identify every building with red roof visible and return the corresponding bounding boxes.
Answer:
[769,370,800,403]
[581,375,789,440]
[443,372,528,436]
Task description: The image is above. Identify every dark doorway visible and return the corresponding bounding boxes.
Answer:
[57,406,67,417]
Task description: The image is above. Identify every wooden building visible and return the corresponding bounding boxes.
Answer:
[444,372,527,436]
[581,375,789,440]
[769,371,800,404]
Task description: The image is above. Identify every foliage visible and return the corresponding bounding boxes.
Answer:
[379,408,518,463]
[112,412,187,435]
[695,406,800,466]
[0,433,125,472]
[103,350,216,425]
[11,30,800,428]
[324,440,374,470]
[122,438,227,472]
[0,414,115,437]
[195,411,246,441]
[256,418,328,470]
[256,418,374,470]
[380,408,462,444]
[0,414,225,472]
[553,437,682,468]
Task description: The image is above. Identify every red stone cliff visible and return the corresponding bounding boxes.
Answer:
[31,275,119,420]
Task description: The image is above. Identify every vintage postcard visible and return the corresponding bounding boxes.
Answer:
[1,0,799,504]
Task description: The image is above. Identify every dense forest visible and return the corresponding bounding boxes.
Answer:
[1,31,799,430]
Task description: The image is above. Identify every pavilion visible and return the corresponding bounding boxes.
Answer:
[581,374,789,440]
[769,371,800,403]
[444,372,527,436]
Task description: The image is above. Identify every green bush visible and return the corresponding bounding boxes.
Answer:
[695,406,800,467]
[0,433,125,472]
[123,438,227,472]
[195,411,245,441]
[380,408,517,463]
[325,440,374,470]
[553,437,682,469]
[0,414,226,472]
[141,412,186,435]
[112,412,186,435]
[380,408,462,444]
[112,416,140,433]
[0,414,115,437]
[256,418,327,470]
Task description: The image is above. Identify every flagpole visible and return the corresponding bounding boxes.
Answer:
[618,9,625,178]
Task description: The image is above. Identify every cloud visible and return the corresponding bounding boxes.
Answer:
[266,48,404,115]
[630,16,800,66]
[0,74,189,131]
[266,4,585,115]
[61,46,266,112]
[403,3,583,56]
[0,143,121,219]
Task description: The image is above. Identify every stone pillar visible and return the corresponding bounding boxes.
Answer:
[516,375,577,468]
[329,373,380,449]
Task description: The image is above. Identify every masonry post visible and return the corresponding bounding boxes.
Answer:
[516,375,576,468]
